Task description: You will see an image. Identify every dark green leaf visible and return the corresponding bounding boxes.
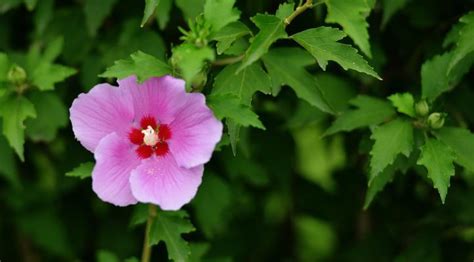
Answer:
[149,210,195,262]
[292,27,380,79]
[237,14,287,72]
[65,162,94,179]
[417,138,456,203]
[262,47,333,113]
[0,95,36,161]
[26,92,67,142]
[141,0,159,27]
[325,95,396,135]
[436,127,474,173]
[100,51,172,82]
[448,11,474,74]
[84,0,117,35]
[207,94,265,129]
[381,0,409,28]
[204,0,240,33]
[388,92,415,117]
[155,0,172,30]
[324,0,374,57]
[212,22,250,55]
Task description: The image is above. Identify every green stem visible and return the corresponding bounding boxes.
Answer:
[284,0,314,26]
[141,205,157,262]
[211,54,244,66]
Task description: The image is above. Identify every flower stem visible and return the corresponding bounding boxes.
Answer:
[141,204,157,262]
[284,0,315,26]
[211,54,244,66]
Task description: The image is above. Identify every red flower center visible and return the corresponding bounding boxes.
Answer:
[128,116,172,159]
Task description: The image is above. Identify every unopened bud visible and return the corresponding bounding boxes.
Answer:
[7,64,27,85]
[415,100,429,117]
[427,112,445,129]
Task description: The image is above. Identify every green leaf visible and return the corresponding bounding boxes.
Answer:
[96,250,120,262]
[388,92,415,117]
[155,0,172,30]
[364,158,399,209]
[207,94,265,129]
[381,0,409,28]
[212,21,250,55]
[0,133,19,187]
[213,62,271,105]
[262,47,333,113]
[237,14,287,72]
[24,0,37,10]
[100,51,172,82]
[0,95,36,161]
[275,2,294,20]
[417,138,456,203]
[175,0,205,19]
[324,0,374,57]
[33,0,54,35]
[0,52,10,81]
[292,27,380,79]
[141,0,159,27]
[325,95,396,135]
[149,210,195,262]
[448,11,474,74]
[31,63,76,91]
[204,0,240,33]
[315,73,356,113]
[84,0,117,35]
[25,92,67,142]
[226,119,240,155]
[42,37,64,63]
[193,174,232,237]
[436,127,474,173]
[294,216,336,261]
[171,44,215,85]
[65,162,94,179]
[369,118,413,181]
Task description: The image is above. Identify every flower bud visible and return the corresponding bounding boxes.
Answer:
[415,100,429,117]
[7,64,27,85]
[427,112,445,129]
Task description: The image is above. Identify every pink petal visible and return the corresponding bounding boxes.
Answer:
[92,133,140,206]
[168,93,223,168]
[129,155,204,210]
[70,83,134,152]
[118,76,187,124]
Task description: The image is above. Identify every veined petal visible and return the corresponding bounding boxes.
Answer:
[92,133,140,206]
[118,76,187,124]
[168,93,223,168]
[70,83,134,152]
[129,155,204,210]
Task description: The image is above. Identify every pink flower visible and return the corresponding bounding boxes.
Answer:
[70,76,223,210]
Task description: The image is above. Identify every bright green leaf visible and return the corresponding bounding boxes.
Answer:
[31,63,76,91]
[212,22,250,55]
[324,0,374,57]
[325,95,396,135]
[213,62,271,105]
[100,51,172,82]
[0,95,36,161]
[436,127,474,173]
[292,27,380,79]
[148,210,195,262]
[262,47,333,113]
[141,0,159,27]
[26,92,67,142]
[207,94,265,129]
[84,0,117,35]
[204,0,240,33]
[294,216,336,261]
[42,37,64,63]
[155,0,172,30]
[171,44,215,85]
[0,52,10,81]
[97,250,120,262]
[369,119,413,182]
[275,2,294,20]
[175,0,205,19]
[65,162,94,179]
[417,138,456,203]
[388,92,415,117]
[237,14,287,72]
[448,11,474,74]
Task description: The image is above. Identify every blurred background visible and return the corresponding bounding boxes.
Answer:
[1,0,474,261]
